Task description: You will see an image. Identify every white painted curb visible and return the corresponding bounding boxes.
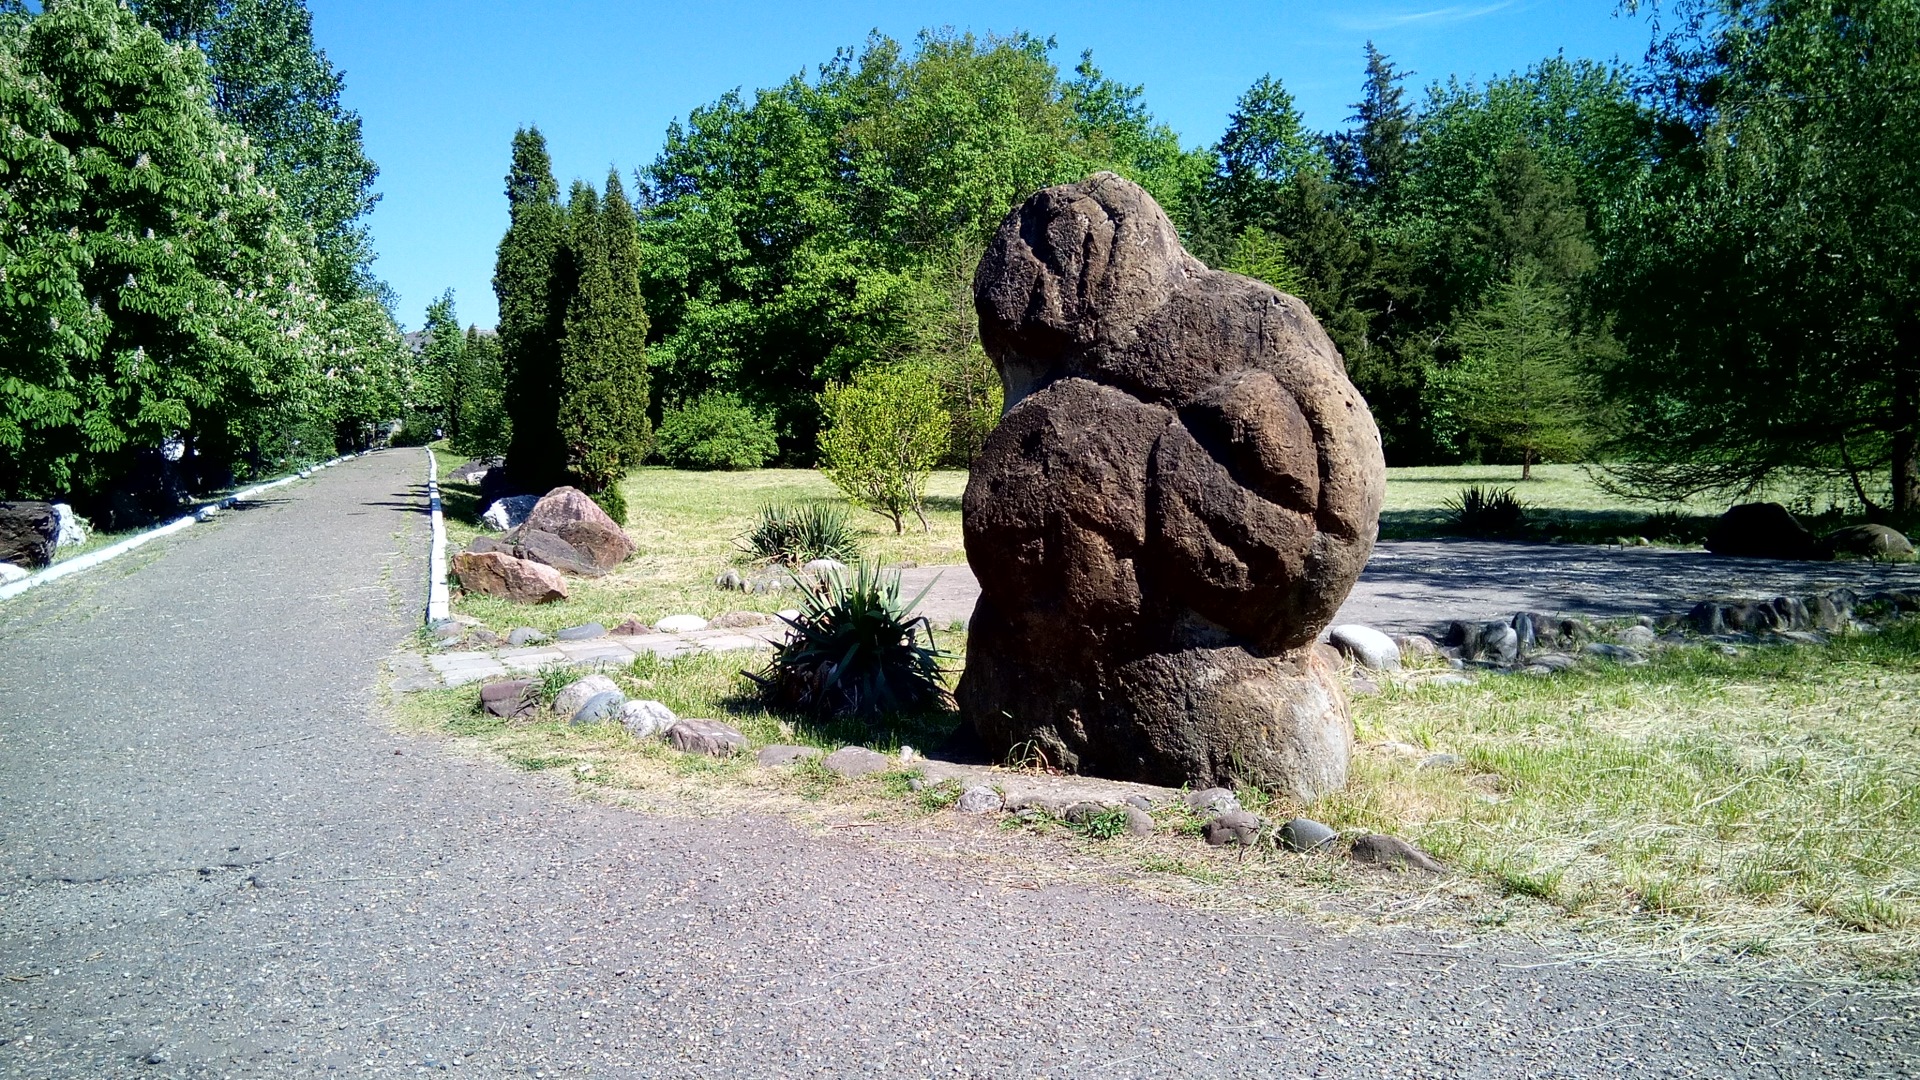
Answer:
[0,452,369,603]
[425,446,450,626]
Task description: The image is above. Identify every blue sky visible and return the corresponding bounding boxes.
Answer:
[308,1,1656,330]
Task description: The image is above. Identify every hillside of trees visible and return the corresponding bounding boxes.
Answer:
[600,3,1915,518]
[0,0,423,524]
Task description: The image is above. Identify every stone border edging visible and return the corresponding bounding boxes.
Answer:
[0,452,367,604]
[425,447,450,626]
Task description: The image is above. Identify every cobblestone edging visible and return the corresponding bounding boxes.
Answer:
[0,452,368,604]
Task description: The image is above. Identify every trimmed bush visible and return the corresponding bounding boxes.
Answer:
[655,393,780,470]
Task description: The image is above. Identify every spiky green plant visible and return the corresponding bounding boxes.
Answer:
[738,502,860,566]
[1444,485,1530,537]
[749,563,947,721]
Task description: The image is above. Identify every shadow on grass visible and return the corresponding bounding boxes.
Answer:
[922,494,964,515]
[1379,506,1719,546]
[440,479,483,525]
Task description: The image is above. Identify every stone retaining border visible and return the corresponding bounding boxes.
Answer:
[0,452,368,604]
[425,448,450,625]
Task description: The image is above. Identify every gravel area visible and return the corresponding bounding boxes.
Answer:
[1,448,1915,1077]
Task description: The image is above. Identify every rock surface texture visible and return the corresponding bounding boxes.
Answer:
[450,550,568,604]
[0,501,58,569]
[957,174,1385,798]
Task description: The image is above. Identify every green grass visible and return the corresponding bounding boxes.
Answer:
[445,466,968,634]
[1317,618,1920,978]
[1377,464,1727,544]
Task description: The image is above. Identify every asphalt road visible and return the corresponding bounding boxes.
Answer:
[2,448,1915,1078]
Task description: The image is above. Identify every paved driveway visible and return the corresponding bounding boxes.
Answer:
[2,449,1914,1076]
[902,541,1920,633]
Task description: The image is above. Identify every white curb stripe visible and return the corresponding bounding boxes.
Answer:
[0,452,368,603]
[425,447,450,626]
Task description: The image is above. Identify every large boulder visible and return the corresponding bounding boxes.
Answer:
[956,174,1385,799]
[551,518,634,571]
[510,528,605,577]
[450,550,568,604]
[0,502,59,569]
[480,495,538,532]
[522,486,621,535]
[1705,502,1819,561]
[1819,524,1914,561]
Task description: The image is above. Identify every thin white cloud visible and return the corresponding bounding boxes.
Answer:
[1339,1,1524,31]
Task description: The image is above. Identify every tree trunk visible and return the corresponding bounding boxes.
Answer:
[1895,319,1920,518]
[1521,450,1533,482]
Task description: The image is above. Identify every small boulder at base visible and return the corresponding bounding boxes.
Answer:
[555,623,606,641]
[0,501,58,569]
[481,495,539,532]
[479,679,537,719]
[956,786,1004,814]
[1122,806,1156,836]
[1278,817,1337,853]
[1820,524,1915,561]
[552,675,620,719]
[619,700,678,739]
[821,746,892,778]
[51,504,88,547]
[506,627,549,647]
[667,718,747,757]
[1705,502,1819,561]
[1328,624,1401,671]
[1349,834,1446,873]
[610,618,653,636]
[522,486,622,536]
[756,744,822,767]
[1184,788,1241,815]
[571,690,626,726]
[1394,634,1442,663]
[451,551,568,604]
[655,614,709,634]
[1204,811,1263,847]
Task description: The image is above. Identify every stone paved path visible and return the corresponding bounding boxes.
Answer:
[3,448,1916,1076]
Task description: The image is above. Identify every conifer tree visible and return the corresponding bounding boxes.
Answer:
[555,172,652,520]
[415,291,463,439]
[492,128,568,491]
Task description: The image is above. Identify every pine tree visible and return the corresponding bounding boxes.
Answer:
[1343,43,1415,205]
[492,128,568,492]
[415,291,463,439]
[451,327,510,458]
[1430,265,1594,478]
[554,172,652,520]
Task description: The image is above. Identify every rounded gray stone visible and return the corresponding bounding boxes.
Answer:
[955,786,1004,814]
[1328,624,1401,671]
[556,622,606,641]
[1277,816,1336,853]
[756,744,823,767]
[1183,787,1241,815]
[570,690,626,725]
[820,746,892,779]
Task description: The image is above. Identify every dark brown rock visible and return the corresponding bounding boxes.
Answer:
[1705,502,1819,561]
[479,679,537,719]
[553,518,635,570]
[957,173,1383,798]
[610,617,653,635]
[450,551,568,604]
[1349,833,1446,873]
[505,528,599,577]
[0,501,58,569]
[666,718,747,757]
[521,486,621,536]
[1819,524,1914,561]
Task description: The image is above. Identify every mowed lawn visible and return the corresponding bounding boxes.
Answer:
[428,453,1920,978]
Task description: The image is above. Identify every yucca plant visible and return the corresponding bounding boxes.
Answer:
[738,502,861,566]
[749,563,948,720]
[1444,485,1530,537]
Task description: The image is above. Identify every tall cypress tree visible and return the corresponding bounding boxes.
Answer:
[598,170,652,467]
[554,172,651,520]
[492,128,567,491]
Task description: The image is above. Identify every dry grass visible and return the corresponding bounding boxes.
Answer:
[1318,623,1920,980]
